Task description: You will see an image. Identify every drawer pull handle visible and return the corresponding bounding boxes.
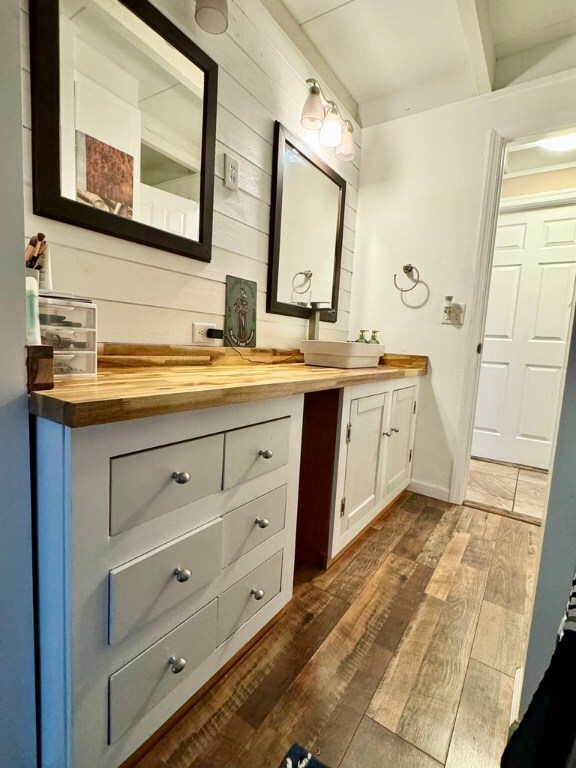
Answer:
[171,471,191,485]
[173,567,191,583]
[168,656,187,674]
[391,427,400,433]
[255,518,270,529]
[250,588,265,600]
[383,430,392,437]
[258,449,274,460]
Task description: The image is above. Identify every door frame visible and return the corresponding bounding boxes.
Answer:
[451,132,576,503]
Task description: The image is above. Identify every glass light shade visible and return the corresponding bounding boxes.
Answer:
[301,86,324,130]
[195,0,228,34]
[319,105,342,148]
[335,123,355,161]
[539,134,576,151]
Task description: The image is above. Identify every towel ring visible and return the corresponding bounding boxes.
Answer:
[393,264,420,293]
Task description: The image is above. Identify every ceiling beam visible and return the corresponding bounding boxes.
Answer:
[454,0,495,94]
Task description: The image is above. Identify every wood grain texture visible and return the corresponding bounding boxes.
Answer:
[471,601,525,677]
[130,498,538,768]
[444,660,514,768]
[368,594,444,732]
[393,506,444,561]
[484,518,529,614]
[30,362,427,427]
[231,553,418,768]
[396,563,489,763]
[341,718,442,768]
[425,532,471,601]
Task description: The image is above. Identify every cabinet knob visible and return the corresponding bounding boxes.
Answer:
[391,427,400,433]
[383,430,391,437]
[168,656,187,674]
[255,518,270,529]
[171,471,191,485]
[258,449,274,460]
[250,588,265,600]
[173,567,191,583]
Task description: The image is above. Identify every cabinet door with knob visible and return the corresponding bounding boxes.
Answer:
[340,392,388,535]
[383,386,417,499]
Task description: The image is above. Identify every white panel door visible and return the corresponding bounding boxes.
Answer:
[472,206,576,468]
[341,392,386,534]
[384,386,416,498]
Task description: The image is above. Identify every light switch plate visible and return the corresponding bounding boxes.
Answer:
[224,153,239,191]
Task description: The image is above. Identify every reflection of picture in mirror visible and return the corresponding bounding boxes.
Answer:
[76,132,134,219]
[59,0,205,241]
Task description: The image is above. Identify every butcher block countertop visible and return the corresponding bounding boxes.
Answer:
[29,345,427,428]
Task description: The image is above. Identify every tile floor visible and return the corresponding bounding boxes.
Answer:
[465,458,548,524]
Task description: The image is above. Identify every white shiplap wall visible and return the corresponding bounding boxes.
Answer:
[20,0,361,346]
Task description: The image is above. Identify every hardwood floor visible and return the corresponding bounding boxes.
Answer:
[465,458,548,524]
[132,493,539,768]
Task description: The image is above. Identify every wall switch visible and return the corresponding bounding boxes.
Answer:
[192,322,218,344]
[224,154,239,191]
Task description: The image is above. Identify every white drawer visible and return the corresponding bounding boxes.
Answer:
[109,519,223,644]
[222,486,287,566]
[110,433,224,535]
[109,599,217,744]
[223,418,290,490]
[217,551,283,644]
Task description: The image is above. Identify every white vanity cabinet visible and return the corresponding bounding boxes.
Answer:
[296,377,420,567]
[35,395,303,768]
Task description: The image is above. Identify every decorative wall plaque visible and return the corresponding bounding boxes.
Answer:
[225,275,257,348]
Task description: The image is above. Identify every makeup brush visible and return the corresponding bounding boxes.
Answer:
[25,235,38,264]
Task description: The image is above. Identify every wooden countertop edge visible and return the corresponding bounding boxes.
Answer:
[29,365,426,428]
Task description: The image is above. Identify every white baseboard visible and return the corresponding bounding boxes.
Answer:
[510,667,524,725]
[407,479,451,502]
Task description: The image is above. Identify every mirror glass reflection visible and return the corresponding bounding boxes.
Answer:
[59,0,204,241]
[277,145,341,307]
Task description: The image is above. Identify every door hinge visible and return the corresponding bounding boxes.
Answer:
[346,423,352,443]
[413,401,417,414]
[477,342,483,354]
[409,449,413,462]
[340,497,346,516]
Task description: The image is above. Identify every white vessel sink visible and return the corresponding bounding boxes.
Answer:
[300,340,385,368]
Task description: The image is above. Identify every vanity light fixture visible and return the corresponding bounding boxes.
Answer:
[195,0,229,34]
[300,78,355,161]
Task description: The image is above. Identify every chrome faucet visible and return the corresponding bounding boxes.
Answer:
[308,302,333,340]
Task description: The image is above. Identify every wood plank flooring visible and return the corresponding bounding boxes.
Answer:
[132,492,539,768]
[465,458,548,524]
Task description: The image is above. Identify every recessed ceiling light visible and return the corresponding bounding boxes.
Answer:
[539,134,576,152]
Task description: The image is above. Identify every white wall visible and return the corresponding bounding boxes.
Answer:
[20,0,361,346]
[0,1,37,765]
[352,71,576,500]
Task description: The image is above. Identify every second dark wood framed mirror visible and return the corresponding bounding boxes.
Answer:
[29,0,218,262]
[267,121,346,323]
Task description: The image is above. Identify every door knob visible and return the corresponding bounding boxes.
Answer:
[258,449,274,459]
[255,518,269,528]
[383,430,391,437]
[391,427,400,433]
[168,656,187,674]
[173,567,191,582]
[250,588,265,600]
[171,471,191,484]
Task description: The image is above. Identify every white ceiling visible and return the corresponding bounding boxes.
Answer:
[277,0,576,126]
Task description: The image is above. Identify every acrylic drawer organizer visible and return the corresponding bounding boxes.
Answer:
[39,295,97,377]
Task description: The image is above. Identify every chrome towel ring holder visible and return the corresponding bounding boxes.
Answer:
[393,264,420,292]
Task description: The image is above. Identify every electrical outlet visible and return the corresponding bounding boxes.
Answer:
[224,153,239,191]
[192,322,217,344]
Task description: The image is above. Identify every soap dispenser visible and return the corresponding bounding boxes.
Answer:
[367,330,380,344]
[355,329,369,343]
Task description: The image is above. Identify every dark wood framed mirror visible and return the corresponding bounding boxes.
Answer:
[29,0,218,262]
[267,121,346,323]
